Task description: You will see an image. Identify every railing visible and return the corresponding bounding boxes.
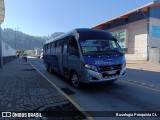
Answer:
[2,55,16,65]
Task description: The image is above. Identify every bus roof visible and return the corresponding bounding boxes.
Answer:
[44,28,113,45]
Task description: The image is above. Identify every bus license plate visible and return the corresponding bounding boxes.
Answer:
[107,70,117,75]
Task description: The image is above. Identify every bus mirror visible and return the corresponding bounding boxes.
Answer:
[113,37,118,42]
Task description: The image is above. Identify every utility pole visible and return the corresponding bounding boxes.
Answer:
[0,25,3,68]
[15,28,19,50]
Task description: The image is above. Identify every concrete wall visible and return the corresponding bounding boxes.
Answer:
[107,19,148,60]
[2,41,16,56]
[0,41,16,65]
[149,17,160,47]
[149,17,160,62]
[149,48,160,63]
[2,56,16,65]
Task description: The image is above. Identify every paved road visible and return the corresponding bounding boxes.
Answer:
[28,58,160,120]
[123,68,160,90]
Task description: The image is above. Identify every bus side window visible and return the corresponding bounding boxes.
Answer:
[68,38,79,57]
[51,42,55,53]
[47,44,50,54]
[69,39,78,51]
[56,41,63,53]
[49,44,52,53]
[43,46,46,54]
[63,40,68,53]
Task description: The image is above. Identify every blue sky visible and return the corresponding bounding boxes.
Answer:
[1,0,154,36]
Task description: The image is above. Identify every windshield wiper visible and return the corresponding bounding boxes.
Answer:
[83,51,111,56]
[104,49,123,54]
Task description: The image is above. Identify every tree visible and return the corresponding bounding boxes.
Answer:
[1,28,65,50]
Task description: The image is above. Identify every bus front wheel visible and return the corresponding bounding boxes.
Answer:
[71,73,80,88]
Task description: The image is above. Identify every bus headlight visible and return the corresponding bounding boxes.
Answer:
[122,62,126,68]
[84,64,98,72]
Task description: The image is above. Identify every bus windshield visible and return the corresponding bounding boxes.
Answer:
[80,39,122,55]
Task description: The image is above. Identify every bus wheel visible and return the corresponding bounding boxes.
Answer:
[47,65,52,73]
[71,73,80,88]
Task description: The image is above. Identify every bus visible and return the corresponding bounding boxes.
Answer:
[43,28,126,87]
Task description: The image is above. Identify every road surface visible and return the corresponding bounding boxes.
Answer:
[28,58,160,120]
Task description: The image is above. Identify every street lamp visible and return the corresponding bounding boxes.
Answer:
[15,28,19,50]
[0,25,3,67]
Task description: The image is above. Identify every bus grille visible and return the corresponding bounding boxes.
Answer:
[99,64,122,71]
[102,71,120,78]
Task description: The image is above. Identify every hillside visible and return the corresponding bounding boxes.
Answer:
[1,28,64,50]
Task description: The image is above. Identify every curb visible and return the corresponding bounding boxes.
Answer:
[126,67,160,72]
[28,60,94,120]
[123,80,160,92]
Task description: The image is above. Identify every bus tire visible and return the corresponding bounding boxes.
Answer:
[47,65,52,73]
[70,73,80,88]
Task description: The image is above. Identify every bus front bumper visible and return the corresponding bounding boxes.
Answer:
[79,67,126,83]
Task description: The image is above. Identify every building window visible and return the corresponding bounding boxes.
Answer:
[125,18,129,23]
[111,29,126,48]
[152,25,160,38]
[108,24,110,28]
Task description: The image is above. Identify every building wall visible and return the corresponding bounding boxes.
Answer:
[149,17,160,62]
[150,6,160,19]
[2,41,16,57]
[106,19,148,60]
[150,17,160,47]
[93,5,160,62]
[102,11,149,30]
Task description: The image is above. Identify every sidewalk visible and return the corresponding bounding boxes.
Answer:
[0,59,86,120]
[126,60,160,72]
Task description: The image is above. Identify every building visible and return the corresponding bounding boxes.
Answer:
[2,41,16,57]
[0,0,4,24]
[0,0,5,67]
[0,0,16,65]
[92,0,160,63]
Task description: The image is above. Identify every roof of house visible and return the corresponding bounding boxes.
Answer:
[92,0,160,29]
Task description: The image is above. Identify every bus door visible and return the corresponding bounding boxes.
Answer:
[62,40,69,77]
[68,38,81,75]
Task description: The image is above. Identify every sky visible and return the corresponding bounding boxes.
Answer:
[1,0,154,36]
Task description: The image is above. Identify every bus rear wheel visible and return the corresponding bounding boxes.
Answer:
[47,65,52,73]
[71,73,80,88]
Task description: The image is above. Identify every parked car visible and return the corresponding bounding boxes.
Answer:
[22,53,28,61]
